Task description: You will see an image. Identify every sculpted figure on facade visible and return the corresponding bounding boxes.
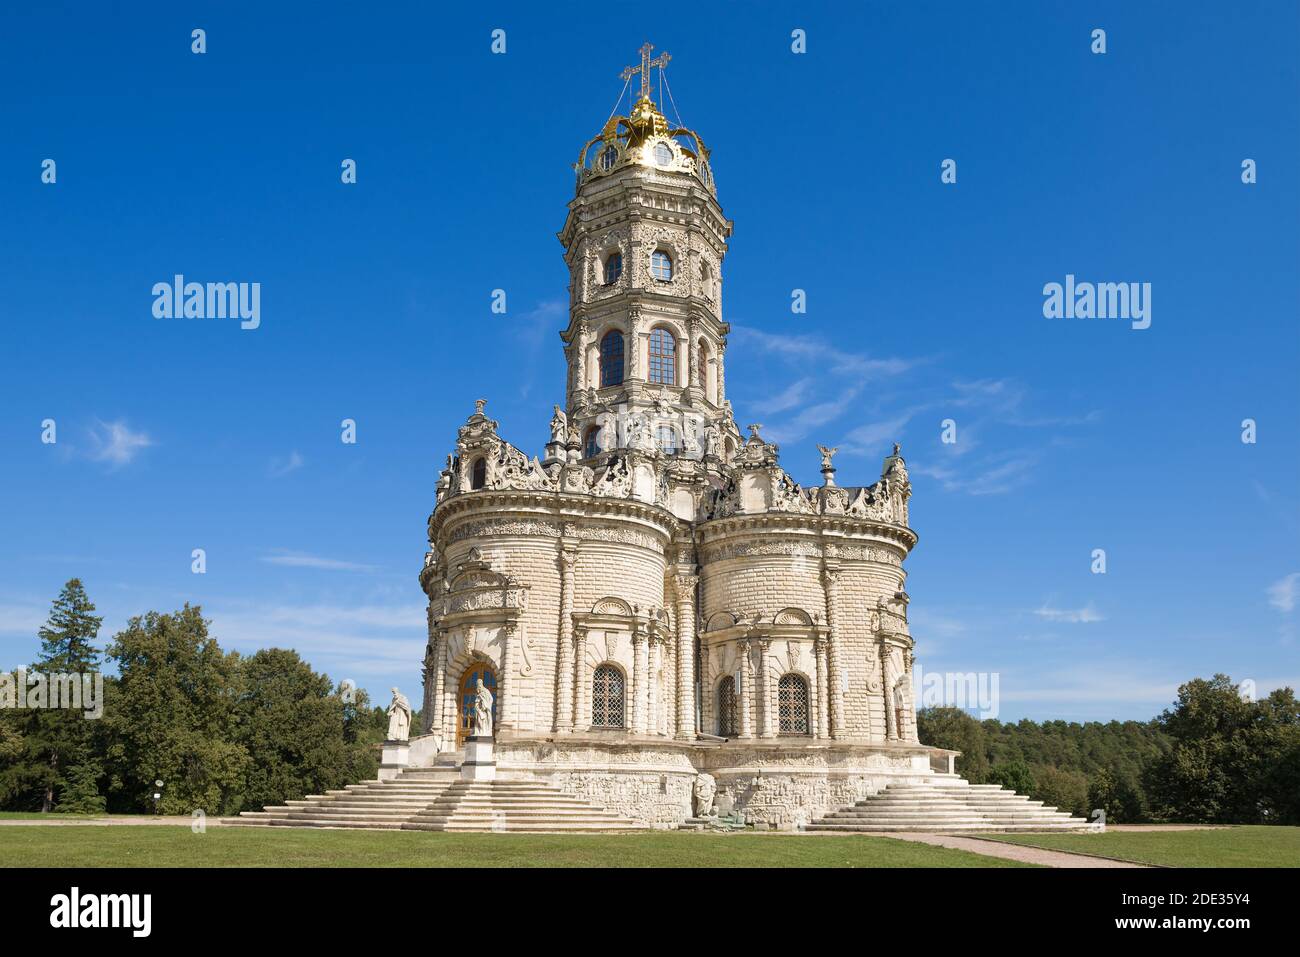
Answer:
[473,677,494,738]
[386,687,412,742]
[693,772,718,818]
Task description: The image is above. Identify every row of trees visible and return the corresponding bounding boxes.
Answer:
[918,675,1300,824]
[0,580,394,816]
[6,580,1297,824]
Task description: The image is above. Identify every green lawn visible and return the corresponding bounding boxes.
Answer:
[0,825,1031,867]
[985,826,1300,868]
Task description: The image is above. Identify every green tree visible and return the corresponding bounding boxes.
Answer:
[232,649,378,811]
[6,580,105,812]
[1032,765,1089,817]
[1145,675,1300,824]
[916,707,989,782]
[987,759,1035,795]
[104,605,250,816]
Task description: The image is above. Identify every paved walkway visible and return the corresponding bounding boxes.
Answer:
[877,832,1148,868]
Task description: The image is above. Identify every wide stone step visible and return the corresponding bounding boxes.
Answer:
[805,821,1094,833]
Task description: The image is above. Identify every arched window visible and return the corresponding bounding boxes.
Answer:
[599,330,624,387]
[650,250,673,282]
[603,252,622,285]
[699,261,712,298]
[778,674,810,735]
[583,425,602,459]
[716,676,737,736]
[470,457,487,490]
[648,327,676,385]
[600,145,617,170]
[591,665,626,728]
[656,425,678,455]
[653,142,673,167]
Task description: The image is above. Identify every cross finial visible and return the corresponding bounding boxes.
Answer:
[621,42,671,103]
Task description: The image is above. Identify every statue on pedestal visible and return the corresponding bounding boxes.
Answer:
[386,687,411,742]
[473,677,494,738]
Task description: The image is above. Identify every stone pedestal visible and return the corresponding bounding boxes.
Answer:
[378,740,410,782]
[460,735,496,782]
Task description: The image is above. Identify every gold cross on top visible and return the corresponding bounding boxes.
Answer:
[621,42,670,102]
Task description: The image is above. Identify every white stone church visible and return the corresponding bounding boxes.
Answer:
[407,46,945,830]
[235,47,1090,834]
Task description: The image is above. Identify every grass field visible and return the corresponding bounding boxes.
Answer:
[0,826,1032,868]
[985,826,1300,868]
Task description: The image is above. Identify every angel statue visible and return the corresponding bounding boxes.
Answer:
[817,444,839,471]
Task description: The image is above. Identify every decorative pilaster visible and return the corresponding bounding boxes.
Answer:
[672,573,699,739]
[822,561,846,739]
[572,626,589,731]
[576,317,590,393]
[435,630,450,732]
[555,544,578,733]
[498,621,516,731]
[736,638,753,738]
[687,318,701,390]
[628,308,643,382]
[814,635,829,740]
[881,641,899,741]
[631,625,648,734]
[421,634,438,735]
[757,637,775,738]
[648,635,662,736]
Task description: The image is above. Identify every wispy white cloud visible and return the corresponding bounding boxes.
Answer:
[87,419,153,467]
[260,550,377,572]
[0,602,47,638]
[269,450,304,478]
[731,327,916,379]
[1033,601,1105,624]
[207,600,425,678]
[751,378,812,416]
[1267,572,1300,613]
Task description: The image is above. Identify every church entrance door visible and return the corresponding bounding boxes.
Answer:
[457,664,497,747]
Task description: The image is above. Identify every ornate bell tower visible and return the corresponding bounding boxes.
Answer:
[557,44,741,463]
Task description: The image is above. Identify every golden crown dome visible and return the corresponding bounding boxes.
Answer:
[575,45,714,194]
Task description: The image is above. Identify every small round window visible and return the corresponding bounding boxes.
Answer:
[653,142,672,167]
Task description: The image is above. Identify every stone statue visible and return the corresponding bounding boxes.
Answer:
[817,444,839,471]
[472,677,494,738]
[550,405,567,444]
[386,687,411,741]
[692,772,717,818]
[704,424,721,457]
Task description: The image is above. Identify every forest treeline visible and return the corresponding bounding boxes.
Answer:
[0,580,396,816]
[2,580,1297,823]
[919,674,1300,824]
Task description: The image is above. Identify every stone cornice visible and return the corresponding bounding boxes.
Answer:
[697,512,918,554]
[428,489,683,545]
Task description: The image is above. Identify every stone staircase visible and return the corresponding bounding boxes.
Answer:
[402,781,642,833]
[805,777,1094,833]
[226,768,642,832]
[227,767,459,829]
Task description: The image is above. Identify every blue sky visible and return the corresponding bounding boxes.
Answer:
[1,1,1297,721]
